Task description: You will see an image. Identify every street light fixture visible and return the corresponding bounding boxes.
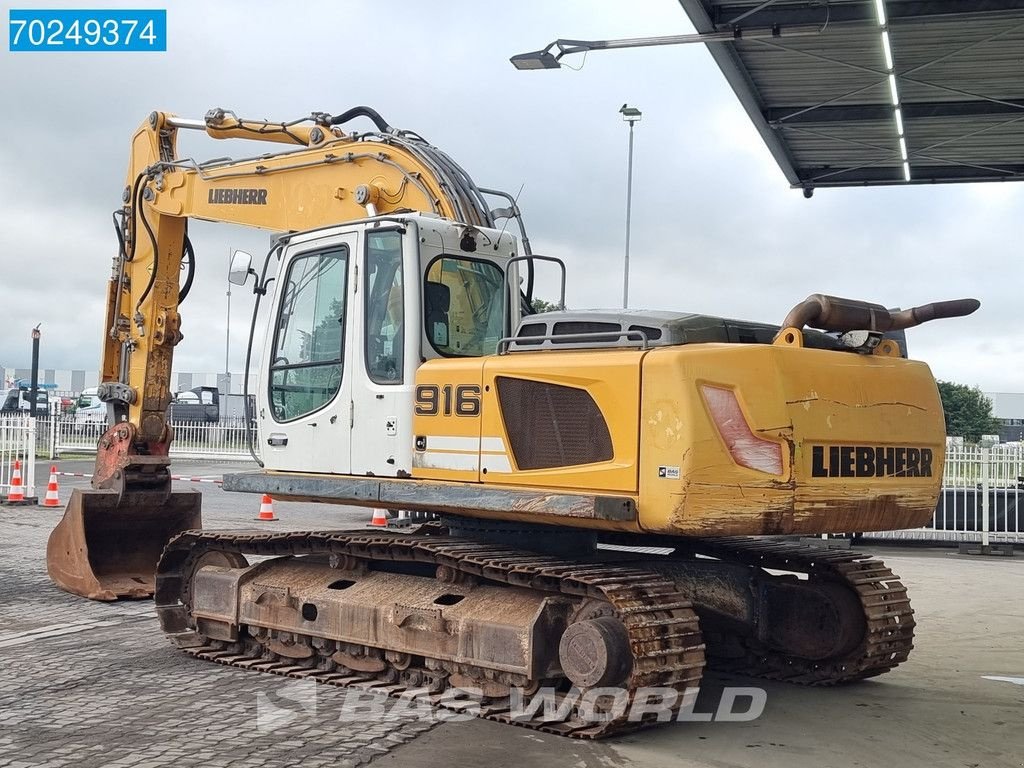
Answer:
[509,49,562,70]
[510,26,824,70]
[620,105,641,309]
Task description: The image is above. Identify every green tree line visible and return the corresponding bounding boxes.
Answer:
[937,381,1000,442]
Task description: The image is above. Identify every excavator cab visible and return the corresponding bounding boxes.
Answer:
[254,216,520,478]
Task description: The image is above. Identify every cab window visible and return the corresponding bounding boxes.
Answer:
[269,246,348,421]
[424,256,505,357]
[365,231,404,384]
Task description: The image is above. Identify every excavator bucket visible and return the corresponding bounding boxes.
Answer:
[47,488,202,601]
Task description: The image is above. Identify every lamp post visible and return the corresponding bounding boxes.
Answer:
[224,247,232,393]
[620,105,641,309]
[29,325,41,418]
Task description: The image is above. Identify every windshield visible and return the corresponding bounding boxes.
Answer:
[424,255,505,357]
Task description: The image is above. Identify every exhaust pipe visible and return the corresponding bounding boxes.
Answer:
[779,294,980,335]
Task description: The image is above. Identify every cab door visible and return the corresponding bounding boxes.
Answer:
[259,232,356,474]
[349,226,418,476]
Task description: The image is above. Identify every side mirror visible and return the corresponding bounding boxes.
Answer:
[229,251,254,285]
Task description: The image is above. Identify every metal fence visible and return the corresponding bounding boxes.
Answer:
[39,415,258,462]
[0,416,37,498]
[868,444,1024,544]
[168,419,258,461]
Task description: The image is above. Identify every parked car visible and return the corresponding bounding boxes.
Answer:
[168,386,220,423]
[73,387,107,433]
[0,387,49,415]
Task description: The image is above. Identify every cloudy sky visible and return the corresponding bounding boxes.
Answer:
[1,0,1020,391]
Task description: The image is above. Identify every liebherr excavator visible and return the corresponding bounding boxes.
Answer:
[48,106,978,737]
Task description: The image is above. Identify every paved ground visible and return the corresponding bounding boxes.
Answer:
[2,459,1022,768]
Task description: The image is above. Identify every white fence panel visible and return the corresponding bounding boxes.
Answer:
[50,416,258,462]
[169,419,258,461]
[0,415,37,498]
[52,415,104,456]
[868,444,1023,544]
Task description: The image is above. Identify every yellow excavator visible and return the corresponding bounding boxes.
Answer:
[48,107,978,737]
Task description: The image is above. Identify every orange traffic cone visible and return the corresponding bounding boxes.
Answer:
[369,508,389,527]
[7,460,24,502]
[43,465,61,507]
[255,494,278,521]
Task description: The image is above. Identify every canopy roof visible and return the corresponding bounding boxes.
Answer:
[677,0,1024,191]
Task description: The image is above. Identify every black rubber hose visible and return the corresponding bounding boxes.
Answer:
[525,259,535,309]
[125,172,146,262]
[178,233,195,303]
[134,179,160,311]
[112,210,126,261]
[327,106,393,133]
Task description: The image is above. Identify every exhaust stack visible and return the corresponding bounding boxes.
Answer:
[779,294,980,336]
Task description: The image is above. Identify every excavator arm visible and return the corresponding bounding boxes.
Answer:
[49,107,505,600]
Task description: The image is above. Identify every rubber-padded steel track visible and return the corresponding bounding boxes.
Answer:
[681,537,915,684]
[155,529,706,739]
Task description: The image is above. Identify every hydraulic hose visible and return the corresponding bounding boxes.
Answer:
[178,233,195,303]
[327,106,394,133]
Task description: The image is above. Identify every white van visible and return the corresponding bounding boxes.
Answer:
[73,387,107,432]
[0,388,49,414]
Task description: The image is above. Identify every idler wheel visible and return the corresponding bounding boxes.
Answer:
[558,616,632,688]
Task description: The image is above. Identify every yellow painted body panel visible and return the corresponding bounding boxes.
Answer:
[638,344,944,535]
[413,351,641,493]
[479,352,642,493]
[411,359,483,483]
[411,343,945,537]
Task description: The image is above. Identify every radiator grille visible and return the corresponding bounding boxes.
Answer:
[496,377,613,470]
